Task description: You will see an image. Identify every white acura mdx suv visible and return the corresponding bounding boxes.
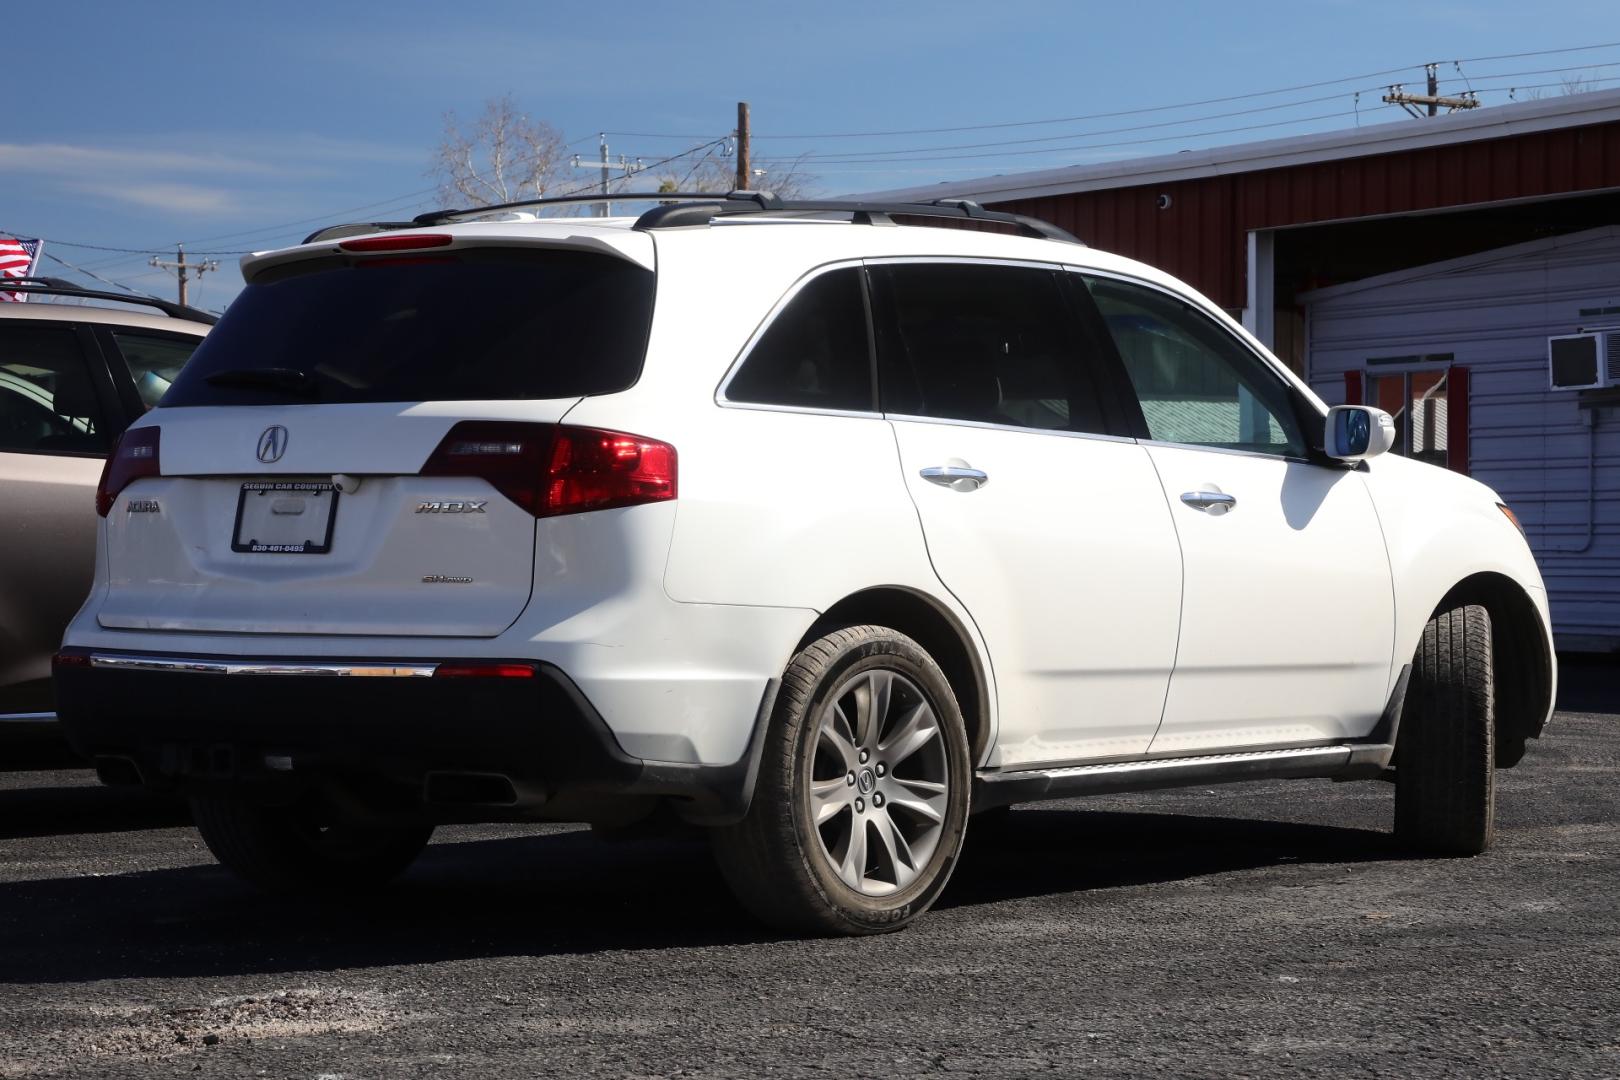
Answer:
[55,192,1555,935]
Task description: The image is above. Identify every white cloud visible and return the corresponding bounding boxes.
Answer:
[0,142,270,177]
[69,180,243,216]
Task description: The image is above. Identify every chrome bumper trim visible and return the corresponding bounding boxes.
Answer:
[86,653,439,678]
[0,711,57,723]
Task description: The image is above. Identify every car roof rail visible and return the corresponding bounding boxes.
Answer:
[0,277,218,325]
[408,190,785,227]
[304,190,1080,245]
[633,196,1083,244]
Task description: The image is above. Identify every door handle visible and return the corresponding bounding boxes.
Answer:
[921,465,989,491]
[1180,490,1237,514]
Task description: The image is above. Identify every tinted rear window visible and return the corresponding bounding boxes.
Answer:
[162,249,654,406]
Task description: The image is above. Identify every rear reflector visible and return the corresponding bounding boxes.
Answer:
[338,233,454,252]
[420,421,676,518]
[433,662,537,679]
[96,425,161,516]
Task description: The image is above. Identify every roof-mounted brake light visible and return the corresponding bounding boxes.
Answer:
[338,234,454,253]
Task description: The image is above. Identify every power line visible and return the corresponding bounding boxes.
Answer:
[788,107,1404,167]
[41,250,167,299]
[602,41,1620,143]
[177,187,439,247]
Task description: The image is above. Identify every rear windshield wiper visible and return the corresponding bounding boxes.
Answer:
[202,367,318,396]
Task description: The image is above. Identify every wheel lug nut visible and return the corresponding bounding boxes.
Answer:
[859,749,870,764]
[875,763,886,777]
[873,792,885,807]
[855,797,865,814]
[846,772,856,786]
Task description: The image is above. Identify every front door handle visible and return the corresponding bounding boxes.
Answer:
[921,465,989,491]
[1180,490,1237,515]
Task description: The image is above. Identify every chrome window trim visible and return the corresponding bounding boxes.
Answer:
[86,653,438,678]
[883,411,1138,446]
[1137,436,1317,466]
[0,711,57,723]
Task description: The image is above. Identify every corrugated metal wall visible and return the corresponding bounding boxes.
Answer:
[1305,227,1620,647]
[994,121,1620,310]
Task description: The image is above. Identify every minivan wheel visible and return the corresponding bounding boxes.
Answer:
[1394,604,1495,856]
[190,796,433,895]
[712,625,971,935]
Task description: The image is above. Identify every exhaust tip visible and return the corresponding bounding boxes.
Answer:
[424,771,518,807]
[93,756,144,787]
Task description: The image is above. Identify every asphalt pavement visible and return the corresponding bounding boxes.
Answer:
[0,660,1616,1079]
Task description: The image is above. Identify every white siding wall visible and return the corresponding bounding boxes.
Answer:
[1305,227,1620,649]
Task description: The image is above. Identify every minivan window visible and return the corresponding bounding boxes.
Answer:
[161,249,655,406]
[1085,275,1306,457]
[726,267,872,412]
[872,263,1109,435]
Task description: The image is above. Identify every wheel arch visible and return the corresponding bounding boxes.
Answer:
[797,587,994,765]
[1433,571,1555,766]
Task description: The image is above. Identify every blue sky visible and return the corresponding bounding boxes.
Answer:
[5,0,1618,311]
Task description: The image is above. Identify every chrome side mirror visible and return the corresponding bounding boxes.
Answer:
[1325,405,1396,461]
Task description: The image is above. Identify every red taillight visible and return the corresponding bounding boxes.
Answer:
[96,425,161,516]
[545,426,677,516]
[419,421,676,518]
[433,662,537,679]
[337,233,453,252]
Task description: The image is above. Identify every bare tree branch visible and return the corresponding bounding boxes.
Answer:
[431,95,568,207]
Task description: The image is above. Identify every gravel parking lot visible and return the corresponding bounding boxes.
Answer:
[1,663,1616,1079]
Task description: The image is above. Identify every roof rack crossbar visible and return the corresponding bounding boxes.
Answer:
[0,278,217,324]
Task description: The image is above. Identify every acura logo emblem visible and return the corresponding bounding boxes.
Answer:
[256,425,288,463]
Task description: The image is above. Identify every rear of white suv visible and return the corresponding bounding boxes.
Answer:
[56,194,1556,936]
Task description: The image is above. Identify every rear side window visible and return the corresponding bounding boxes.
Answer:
[872,263,1109,434]
[111,330,200,409]
[161,249,654,406]
[0,323,112,454]
[725,267,873,412]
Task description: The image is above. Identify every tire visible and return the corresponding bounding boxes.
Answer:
[191,796,433,895]
[712,625,972,935]
[1394,604,1495,856]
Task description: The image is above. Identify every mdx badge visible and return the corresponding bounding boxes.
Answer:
[256,425,288,463]
[416,501,487,514]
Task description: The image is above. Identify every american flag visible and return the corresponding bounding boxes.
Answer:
[0,234,43,303]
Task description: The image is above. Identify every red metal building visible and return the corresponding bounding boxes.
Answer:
[867,89,1620,374]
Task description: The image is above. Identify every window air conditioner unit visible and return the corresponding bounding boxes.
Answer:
[1548,331,1620,391]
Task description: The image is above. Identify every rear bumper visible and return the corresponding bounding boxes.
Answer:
[53,648,773,825]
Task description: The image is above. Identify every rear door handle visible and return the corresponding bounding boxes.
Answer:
[921,465,989,491]
[1180,490,1236,514]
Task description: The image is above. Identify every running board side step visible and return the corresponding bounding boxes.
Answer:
[974,743,1395,809]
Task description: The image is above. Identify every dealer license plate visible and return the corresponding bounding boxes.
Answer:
[231,481,339,554]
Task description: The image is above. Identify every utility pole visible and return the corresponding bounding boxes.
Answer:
[570,138,644,214]
[736,101,751,191]
[148,245,217,307]
[1384,63,1479,117]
